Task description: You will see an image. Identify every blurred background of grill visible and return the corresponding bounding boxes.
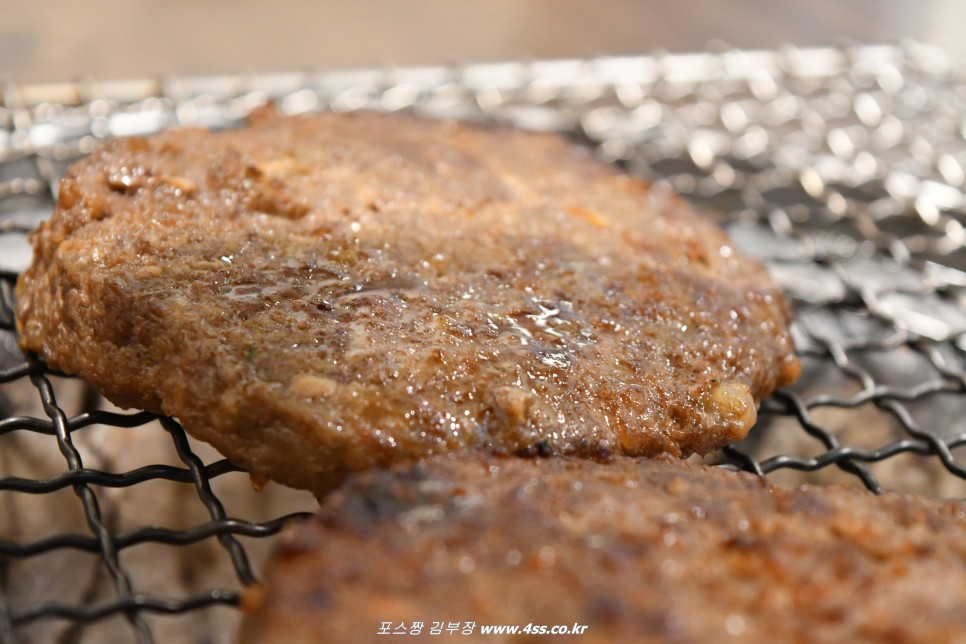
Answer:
[3,0,966,84]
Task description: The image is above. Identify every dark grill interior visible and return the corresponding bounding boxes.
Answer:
[3,44,966,642]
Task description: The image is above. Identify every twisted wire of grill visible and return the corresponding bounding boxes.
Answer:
[2,43,966,640]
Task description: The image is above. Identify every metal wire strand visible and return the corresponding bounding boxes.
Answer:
[158,417,260,586]
[11,590,240,627]
[26,370,154,644]
[0,514,309,558]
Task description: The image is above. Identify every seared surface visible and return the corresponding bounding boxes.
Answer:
[15,111,798,493]
[241,455,966,644]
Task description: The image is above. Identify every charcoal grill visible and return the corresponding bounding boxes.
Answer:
[3,43,966,643]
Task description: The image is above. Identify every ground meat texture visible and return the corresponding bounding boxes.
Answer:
[240,455,966,644]
[15,111,800,494]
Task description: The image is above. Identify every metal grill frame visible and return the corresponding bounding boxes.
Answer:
[4,43,966,642]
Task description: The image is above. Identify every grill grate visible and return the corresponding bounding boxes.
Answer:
[3,43,966,642]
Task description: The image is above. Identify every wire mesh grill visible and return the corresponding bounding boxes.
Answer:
[3,43,966,642]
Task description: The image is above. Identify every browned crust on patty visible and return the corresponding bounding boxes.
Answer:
[240,455,966,643]
[15,111,799,494]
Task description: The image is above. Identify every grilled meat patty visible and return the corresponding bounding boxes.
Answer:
[240,454,966,644]
[15,111,799,494]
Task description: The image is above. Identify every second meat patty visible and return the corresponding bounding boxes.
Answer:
[15,111,800,494]
[241,455,966,643]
